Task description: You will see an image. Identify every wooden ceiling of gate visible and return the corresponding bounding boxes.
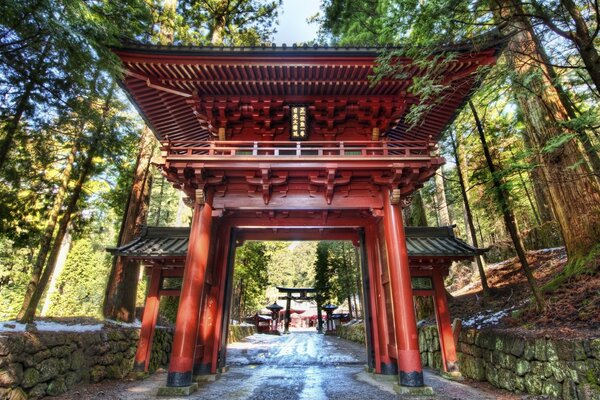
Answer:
[115,45,498,142]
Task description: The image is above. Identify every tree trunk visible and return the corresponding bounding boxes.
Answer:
[434,169,451,226]
[523,14,600,180]
[522,132,556,223]
[18,87,114,322]
[102,0,176,321]
[155,175,165,225]
[103,126,155,321]
[354,247,363,319]
[495,2,600,259]
[470,101,545,310]
[407,190,428,226]
[449,130,490,295]
[557,0,600,96]
[40,228,72,316]
[508,144,542,225]
[0,44,49,170]
[17,140,78,319]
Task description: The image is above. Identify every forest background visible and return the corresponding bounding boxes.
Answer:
[0,0,598,327]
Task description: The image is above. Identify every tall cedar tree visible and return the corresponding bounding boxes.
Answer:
[103,0,282,321]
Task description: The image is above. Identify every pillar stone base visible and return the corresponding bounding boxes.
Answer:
[393,384,434,396]
[157,383,198,397]
[194,374,219,383]
[217,365,229,374]
[441,371,464,381]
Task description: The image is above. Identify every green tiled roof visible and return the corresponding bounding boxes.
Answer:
[108,226,481,259]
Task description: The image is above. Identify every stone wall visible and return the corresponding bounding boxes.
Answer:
[0,326,172,400]
[333,322,600,400]
[336,323,366,345]
[228,325,257,344]
[419,325,600,400]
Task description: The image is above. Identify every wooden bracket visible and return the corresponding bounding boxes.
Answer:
[195,188,205,205]
[390,188,401,205]
[309,168,351,205]
[246,168,288,205]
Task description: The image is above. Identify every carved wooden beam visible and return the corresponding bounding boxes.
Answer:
[246,168,288,205]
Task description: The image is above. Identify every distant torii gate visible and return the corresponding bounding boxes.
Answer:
[276,286,319,334]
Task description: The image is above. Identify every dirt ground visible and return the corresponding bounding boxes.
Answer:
[445,247,600,339]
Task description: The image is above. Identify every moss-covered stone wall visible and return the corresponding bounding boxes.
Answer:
[419,325,600,400]
[0,326,173,399]
[333,322,600,400]
[336,323,366,345]
[227,325,257,344]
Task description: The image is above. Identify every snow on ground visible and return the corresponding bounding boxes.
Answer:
[0,320,104,333]
[461,306,517,330]
[105,319,142,328]
[0,321,27,333]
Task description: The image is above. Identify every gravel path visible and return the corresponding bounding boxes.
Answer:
[54,329,536,399]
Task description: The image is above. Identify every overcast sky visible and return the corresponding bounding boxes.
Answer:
[273,0,321,44]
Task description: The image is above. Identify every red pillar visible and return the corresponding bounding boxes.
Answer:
[382,187,424,387]
[209,224,232,373]
[134,267,162,372]
[196,224,230,375]
[365,223,394,374]
[167,189,213,387]
[432,268,460,374]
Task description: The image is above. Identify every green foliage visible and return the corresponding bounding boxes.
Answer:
[315,0,395,45]
[313,241,362,314]
[0,238,33,320]
[173,0,281,45]
[314,242,332,304]
[232,241,271,318]
[159,296,179,325]
[265,242,317,288]
[45,239,112,318]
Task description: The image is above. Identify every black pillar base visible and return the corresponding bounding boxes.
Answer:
[167,371,193,387]
[132,362,146,373]
[399,370,424,387]
[193,363,211,376]
[380,362,398,375]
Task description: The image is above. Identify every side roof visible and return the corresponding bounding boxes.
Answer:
[107,225,483,259]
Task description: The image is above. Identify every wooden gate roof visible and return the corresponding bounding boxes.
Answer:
[107,226,482,260]
[115,43,499,143]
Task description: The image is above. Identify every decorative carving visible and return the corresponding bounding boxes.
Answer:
[400,195,413,209]
[309,169,351,205]
[246,169,288,205]
[183,197,195,208]
[390,188,401,205]
[195,188,205,205]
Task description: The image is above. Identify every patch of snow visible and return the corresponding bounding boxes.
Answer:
[106,319,142,328]
[534,247,565,254]
[0,320,104,333]
[462,306,517,330]
[35,321,104,332]
[0,321,27,333]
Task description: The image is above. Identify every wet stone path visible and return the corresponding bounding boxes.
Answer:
[56,329,527,400]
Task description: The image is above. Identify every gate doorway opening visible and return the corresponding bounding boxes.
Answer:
[230,240,364,337]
